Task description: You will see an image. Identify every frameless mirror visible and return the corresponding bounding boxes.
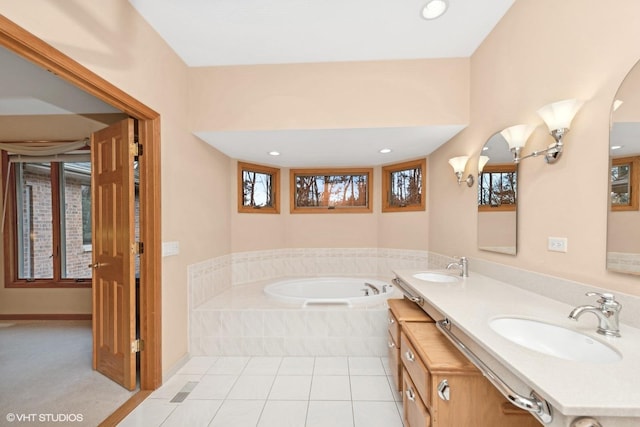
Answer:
[477,132,517,255]
[608,59,640,275]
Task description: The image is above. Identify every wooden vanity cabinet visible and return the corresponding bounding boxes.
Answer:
[401,322,538,427]
[387,298,434,391]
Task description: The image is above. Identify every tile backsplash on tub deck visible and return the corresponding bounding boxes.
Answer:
[188,248,434,310]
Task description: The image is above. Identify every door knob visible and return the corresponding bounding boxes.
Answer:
[88,262,100,269]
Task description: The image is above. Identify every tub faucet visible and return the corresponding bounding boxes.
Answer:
[568,292,621,337]
[446,257,469,277]
[364,282,380,295]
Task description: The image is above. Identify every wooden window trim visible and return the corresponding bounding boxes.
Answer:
[611,155,639,212]
[478,163,517,212]
[382,158,426,213]
[237,161,280,214]
[2,152,92,288]
[290,168,373,214]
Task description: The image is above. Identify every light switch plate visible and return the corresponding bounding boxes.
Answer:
[548,237,568,253]
[162,241,180,257]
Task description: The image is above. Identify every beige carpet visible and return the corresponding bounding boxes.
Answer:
[0,320,136,426]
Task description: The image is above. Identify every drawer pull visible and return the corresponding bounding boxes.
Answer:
[388,317,395,324]
[437,379,450,401]
[405,387,416,402]
[388,341,396,349]
[404,350,415,362]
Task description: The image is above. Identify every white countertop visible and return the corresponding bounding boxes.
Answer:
[393,269,640,418]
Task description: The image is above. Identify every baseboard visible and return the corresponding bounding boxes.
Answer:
[0,313,92,320]
[162,352,190,383]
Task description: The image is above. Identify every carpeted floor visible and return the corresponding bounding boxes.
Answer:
[0,320,136,426]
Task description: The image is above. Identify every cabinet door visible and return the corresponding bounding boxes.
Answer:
[388,331,401,391]
[403,368,431,427]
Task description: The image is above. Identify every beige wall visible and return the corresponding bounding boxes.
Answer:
[230,161,430,252]
[189,59,469,131]
[0,0,232,372]
[429,0,640,295]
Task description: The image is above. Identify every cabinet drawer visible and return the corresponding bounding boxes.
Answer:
[403,368,431,427]
[401,331,432,406]
[388,331,401,391]
[388,310,400,344]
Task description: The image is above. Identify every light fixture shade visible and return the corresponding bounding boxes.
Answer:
[500,124,536,151]
[478,156,490,173]
[448,156,469,174]
[536,99,584,131]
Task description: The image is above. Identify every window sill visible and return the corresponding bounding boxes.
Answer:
[6,280,92,289]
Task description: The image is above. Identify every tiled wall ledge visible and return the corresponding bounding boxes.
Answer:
[607,252,640,275]
[469,255,640,330]
[188,248,434,310]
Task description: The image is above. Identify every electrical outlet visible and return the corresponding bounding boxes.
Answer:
[548,237,568,253]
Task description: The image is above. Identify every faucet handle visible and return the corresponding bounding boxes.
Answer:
[586,292,621,309]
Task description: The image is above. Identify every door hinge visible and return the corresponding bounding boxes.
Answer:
[131,339,144,353]
[130,141,142,157]
[132,242,144,255]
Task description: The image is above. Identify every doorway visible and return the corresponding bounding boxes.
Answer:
[0,15,162,391]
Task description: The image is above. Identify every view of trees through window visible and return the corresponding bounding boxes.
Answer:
[478,168,517,209]
[611,163,631,206]
[389,166,422,207]
[293,171,369,209]
[242,169,274,208]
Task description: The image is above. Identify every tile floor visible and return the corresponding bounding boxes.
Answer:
[119,356,404,427]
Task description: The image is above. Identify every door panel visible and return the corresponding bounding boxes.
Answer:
[91,118,136,390]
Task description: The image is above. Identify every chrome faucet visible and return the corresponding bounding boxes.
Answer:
[568,292,622,337]
[446,256,469,277]
[364,282,380,295]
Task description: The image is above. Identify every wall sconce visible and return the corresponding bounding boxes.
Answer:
[448,156,474,187]
[501,99,584,164]
[478,155,490,176]
[501,124,535,163]
[536,98,584,163]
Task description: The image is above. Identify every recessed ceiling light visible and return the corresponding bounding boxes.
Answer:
[379,148,392,154]
[422,0,448,20]
[482,146,489,151]
[611,145,623,151]
[268,151,280,156]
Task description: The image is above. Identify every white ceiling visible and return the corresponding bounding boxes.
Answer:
[0,46,119,116]
[128,0,515,67]
[128,0,516,166]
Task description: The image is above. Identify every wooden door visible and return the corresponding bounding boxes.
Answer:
[91,118,137,390]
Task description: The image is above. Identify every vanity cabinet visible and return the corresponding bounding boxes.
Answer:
[401,322,538,427]
[387,298,434,391]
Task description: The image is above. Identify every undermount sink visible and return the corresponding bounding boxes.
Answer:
[489,317,621,363]
[412,272,460,283]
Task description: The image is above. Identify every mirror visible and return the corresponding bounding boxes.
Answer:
[477,132,518,255]
[608,59,640,275]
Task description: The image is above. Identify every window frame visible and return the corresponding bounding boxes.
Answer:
[237,161,280,214]
[2,151,91,288]
[381,158,426,213]
[611,155,639,212]
[290,167,373,214]
[477,163,517,212]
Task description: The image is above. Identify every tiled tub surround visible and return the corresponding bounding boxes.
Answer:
[187,248,445,357]
[188,248,441,310]
[190,280,401,357]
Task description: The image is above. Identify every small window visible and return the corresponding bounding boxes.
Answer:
[611,156,639,211]
[478,164,517,211]
[238,162,280,213]
[290,168,372,213]
[382,159,426,212]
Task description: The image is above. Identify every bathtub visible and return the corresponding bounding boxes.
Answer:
[264,277,393,307]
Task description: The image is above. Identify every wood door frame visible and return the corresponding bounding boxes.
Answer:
[0,15,162,390]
